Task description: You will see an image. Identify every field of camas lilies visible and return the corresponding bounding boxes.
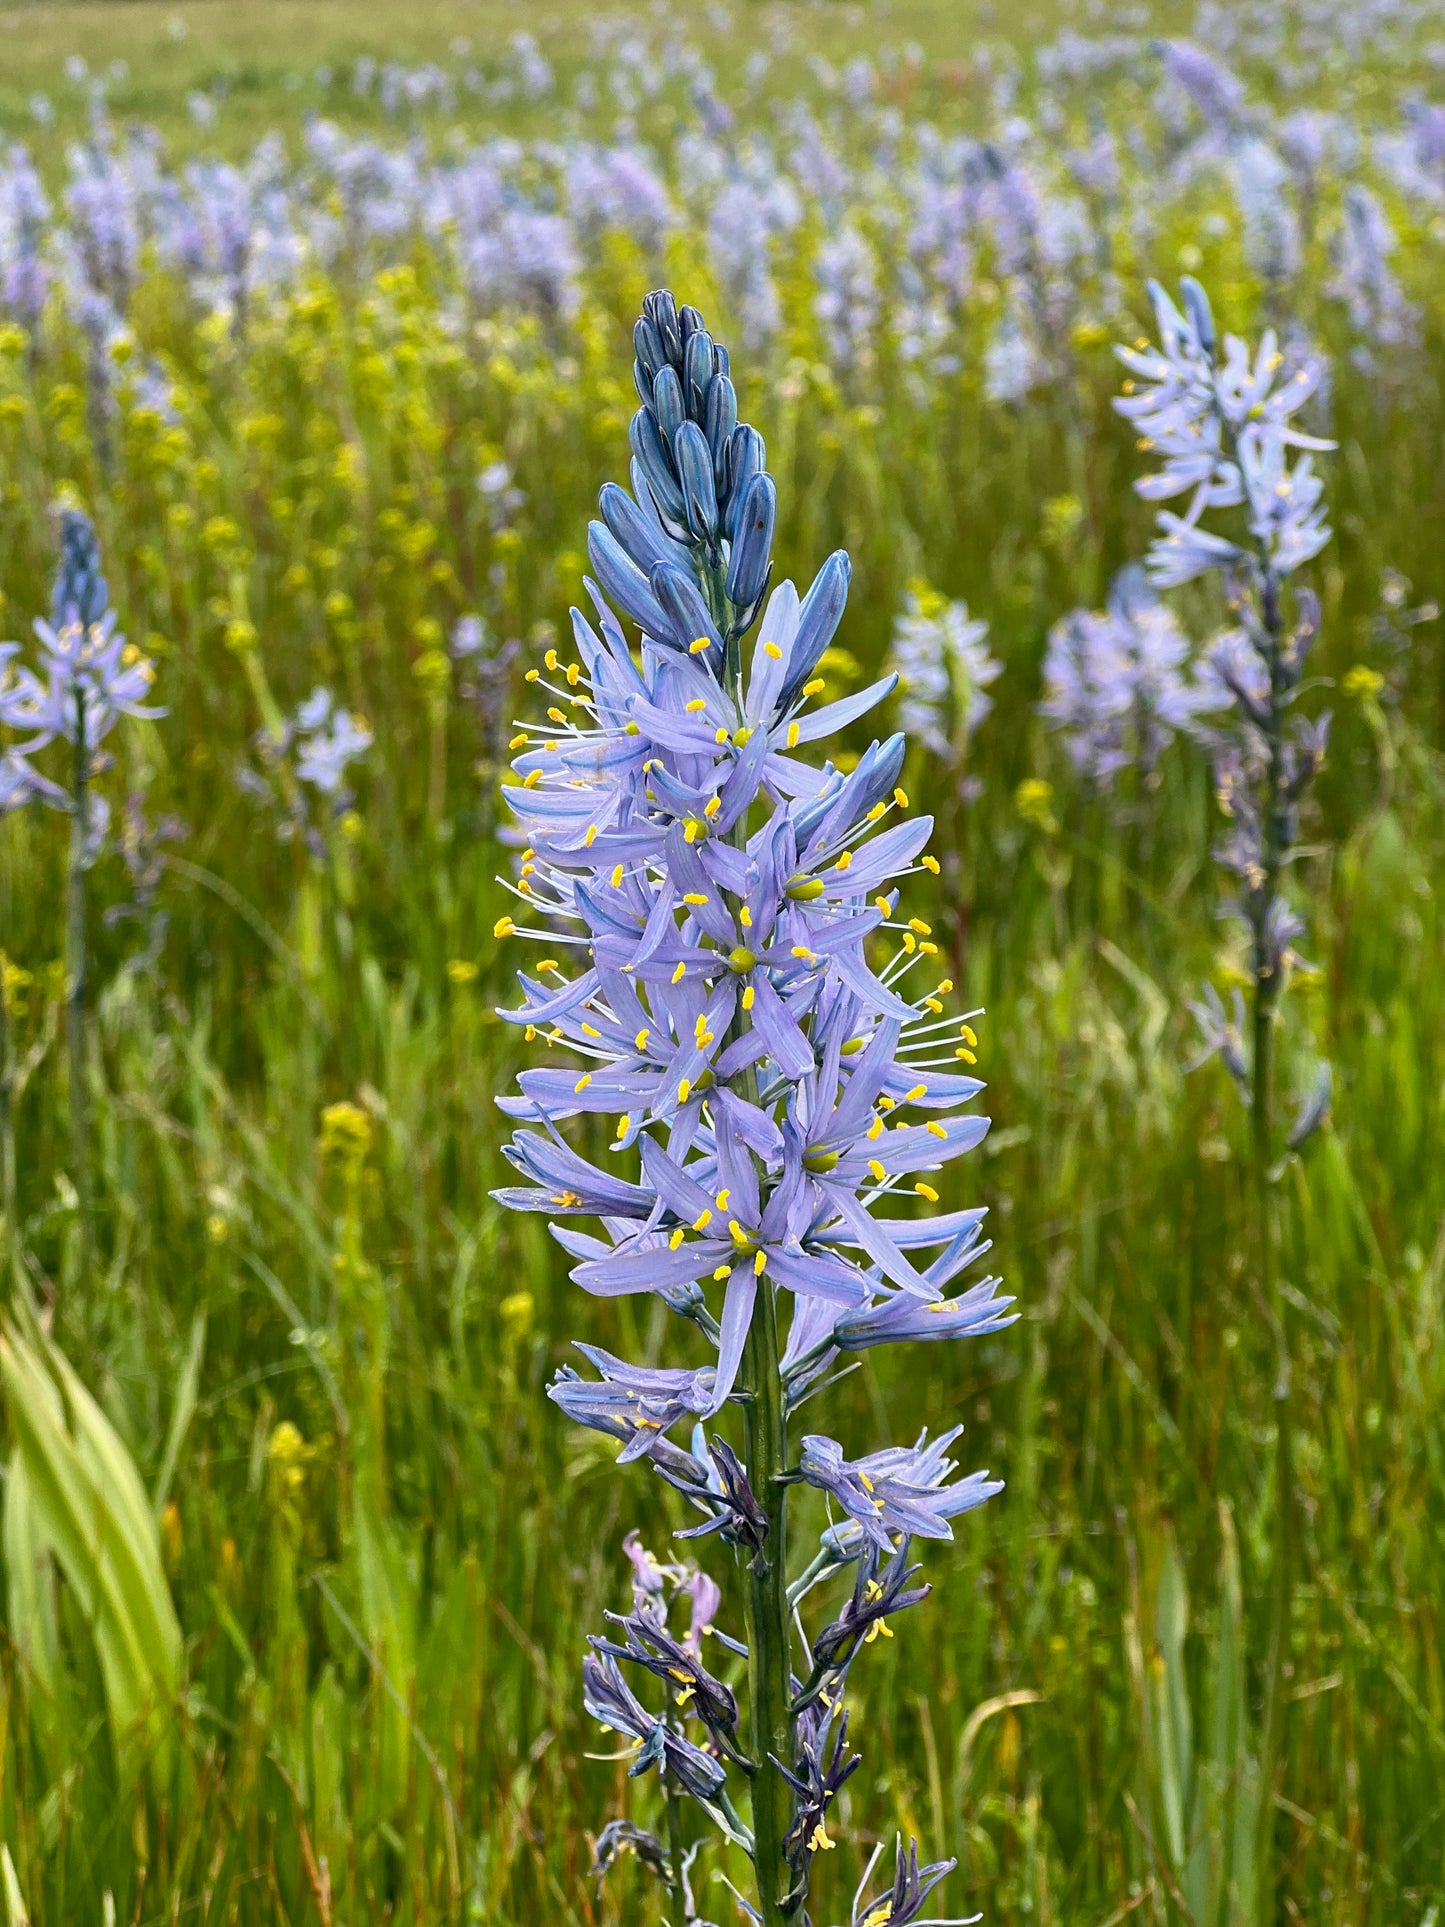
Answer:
[2,0,1445,1921]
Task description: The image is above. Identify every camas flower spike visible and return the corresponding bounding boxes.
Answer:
[493,291,1016,1926]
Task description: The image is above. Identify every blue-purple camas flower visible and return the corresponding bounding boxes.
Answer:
[1040,563,1222,790]
[493,291,1014,1925]
[0,509,161,850]
[888,584,999,770]
[1117,277,1335,1146]
[1115,278,1333,588]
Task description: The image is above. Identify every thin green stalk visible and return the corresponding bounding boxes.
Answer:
[1251,563,1296,1916]
[0,960,14,1268]
[67,688,92,1299]
[740,1275,794,1926]
[664,1746,689,1927]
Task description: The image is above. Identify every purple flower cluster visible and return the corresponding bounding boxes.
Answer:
[889,583,999,769]
[1,510,161,845]
[1116,279,1334,589]
[1040,563,1222,790]
[1117,278,1334,1147]
[237,686,372,854]
[3,19,1442,400]
[494,291,1014,1923]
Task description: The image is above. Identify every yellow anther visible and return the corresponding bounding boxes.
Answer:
[938,977,954,994]
[763,641,783,659]
[509,732,529,749]
[693,1209,714,1231]
[547,706,567,724]
[716,1189,731,1210]
[742,985,756,1010]
[704,796,722,818]
[905,1084,927,1101]
[522,769,542,788]
[715,727,729,744]
[728,1220,748,1243]
[927,1121,947,1139]
[524,1024,537,1041]
[894,787,909,808]
[868,1158,886,1181]
[878,1095,895,1111]
[683,892,709,906]
[734,725,753,747]
[802,677,825,697]
[924,997,943,1015]
[611,864,625,887]
[956,1047,977,1064]
[581,1022,601,1038]
[574,1074,593,1092]
[922,853,940,874]
[929,1299,958,1315]
[617,1114,632,1137]
[545,648,559,671]
[672,961,687,984]
[525,668,540,683]
[919,941,938,956]
[713,1264,731,1280]
[685,697,707,713]
[836,850,853,871]
[909,918,932,936]
[914,1182,939,1202]
[809,1823,835,1853]
[739,906,753,928]
[901,933,917,954]
[583,824,598,846]
[960,1023,978,1046]
[677,1078,692,1103]
[867,1116,884,1140]
[690,636,712,655]
[567,663,581,686]
[538,959,559,972]
[874,896,892,916]
[791,946,814,961]
[494,916,516,938]
[684,821,701,844]
[786,722,800,749]
[670,1228,685,1250]
[754,1249,767,1275]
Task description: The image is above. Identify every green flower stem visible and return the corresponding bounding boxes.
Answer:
[740,1272,794,1926]
[0,959,14,1271]
[67,686,93,1300]
[664,1751,690,1927]
[1252,562,1296,1911]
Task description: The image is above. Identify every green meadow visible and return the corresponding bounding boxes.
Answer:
[1,1,1443,1921]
